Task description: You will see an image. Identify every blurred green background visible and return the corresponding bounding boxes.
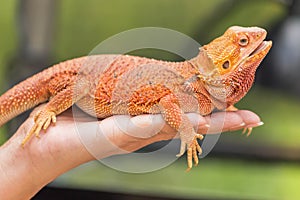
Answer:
[1,0,300,199]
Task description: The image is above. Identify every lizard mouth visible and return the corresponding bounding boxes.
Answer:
[248,40,272,58]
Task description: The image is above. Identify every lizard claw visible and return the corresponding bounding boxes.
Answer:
[186,135,203,172]
[242,127,253,137]
[22,110,56,146]
[242,122,263,137]
[176,134,203,171]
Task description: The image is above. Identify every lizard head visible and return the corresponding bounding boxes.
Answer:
[202,26,271,75]
[195,26,272,107]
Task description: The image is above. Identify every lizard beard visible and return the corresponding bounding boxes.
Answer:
[201,64,256,108]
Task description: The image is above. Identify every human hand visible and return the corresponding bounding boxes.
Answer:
[0,105,262,200]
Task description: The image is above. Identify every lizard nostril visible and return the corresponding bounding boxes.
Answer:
[222,61,230,69]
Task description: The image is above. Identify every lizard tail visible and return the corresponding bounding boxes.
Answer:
[0,74,50,127]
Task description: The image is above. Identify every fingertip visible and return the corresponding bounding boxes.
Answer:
[125,114,166,138]
[236,110,262,125]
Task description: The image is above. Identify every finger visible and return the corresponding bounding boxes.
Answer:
[185,110,262,134]
[187,113,209,129]
[185,111,242,134]
[128,114,165,138]
[100,114,166,139]
[207,111,244,134]
[230,110,263,132]
[236,110,262,127]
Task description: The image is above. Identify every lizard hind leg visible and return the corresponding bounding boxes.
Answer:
[21,82,86,146]
[22,109,56,146]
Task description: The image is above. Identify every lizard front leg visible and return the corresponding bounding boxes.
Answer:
[159,95,203,171]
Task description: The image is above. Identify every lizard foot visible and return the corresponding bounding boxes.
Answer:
[176,134,203,171]
[22,110,56,146]
[226,105,238,112]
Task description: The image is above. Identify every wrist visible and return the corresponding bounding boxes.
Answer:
[0,120,93,200]
[0,134,42,200]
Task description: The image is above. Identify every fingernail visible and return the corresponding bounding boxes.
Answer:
[247,121,264,128]
[257,122,264,126]
[228,123,247,132]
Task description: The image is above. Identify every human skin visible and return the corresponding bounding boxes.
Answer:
[0,106,261,200]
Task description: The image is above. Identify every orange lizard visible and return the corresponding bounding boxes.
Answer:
[0,26,272,170]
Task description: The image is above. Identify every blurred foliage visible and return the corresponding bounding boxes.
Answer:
[0,1,17,77]
[54,0,286,60]
[54,158,300,200]
[235,86,300,148]
[54,0,226,60]
[0,0,17,144]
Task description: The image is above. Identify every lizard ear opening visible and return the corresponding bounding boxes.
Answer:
[222,61,230,69]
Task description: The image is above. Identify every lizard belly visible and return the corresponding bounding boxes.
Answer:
[76,95,113,118]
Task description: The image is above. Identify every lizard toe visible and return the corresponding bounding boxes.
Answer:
[186,135,203,171]
[22,110,56,146]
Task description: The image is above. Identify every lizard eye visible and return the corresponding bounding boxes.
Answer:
[222,61,230,69]
[239,36,249,46]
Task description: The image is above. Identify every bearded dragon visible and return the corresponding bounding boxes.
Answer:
[0,26,272,170]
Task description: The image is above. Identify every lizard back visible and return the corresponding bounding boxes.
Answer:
[75,55,199,118]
